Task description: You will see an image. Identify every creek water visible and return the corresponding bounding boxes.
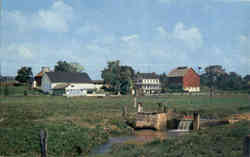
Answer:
[90,129,188,155]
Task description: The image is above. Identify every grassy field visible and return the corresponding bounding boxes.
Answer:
[0,88,249,156]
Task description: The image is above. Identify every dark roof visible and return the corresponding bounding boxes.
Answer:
[92,80,104,84]
[168,67,193,77]
[45,72,92,83]
[136,73,159,79]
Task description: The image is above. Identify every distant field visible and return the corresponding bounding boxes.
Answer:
[0,93,249,156]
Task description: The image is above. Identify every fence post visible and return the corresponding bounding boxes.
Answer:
[244,135,250,157]
[193,112,200,130]
[137,102,143,113]
[134,96,137,108]
[122,104,128,118]
[40,129,48,157]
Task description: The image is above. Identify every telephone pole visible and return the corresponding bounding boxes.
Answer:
[0,0,2,96]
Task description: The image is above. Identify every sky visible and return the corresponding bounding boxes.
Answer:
[0,0,250,79]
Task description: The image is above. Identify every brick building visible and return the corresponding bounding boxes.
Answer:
[168,67,200,92]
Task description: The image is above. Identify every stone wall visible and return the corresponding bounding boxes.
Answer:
[135,112,168,130]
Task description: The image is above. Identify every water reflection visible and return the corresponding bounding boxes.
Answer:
[91,129,188,155]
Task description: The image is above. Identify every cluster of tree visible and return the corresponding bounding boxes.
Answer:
[15,66,33,83]
[159,73,168,92]
[200,65,250,90]
[54,61,84,73]
[101,60,135,95]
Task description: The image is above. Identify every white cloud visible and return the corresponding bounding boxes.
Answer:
[4,11,30,32]
[4,1,74,33]
[75,24,100,35]
[173,22,203,50]
[18,46,33,59]
[34,1,74,32]
[240,35,248,42]
[6,44,34,59]
[156,26,168,37]
[155,22,203,50]
[121,34,139,42]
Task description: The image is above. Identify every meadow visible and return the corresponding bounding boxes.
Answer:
[0,86,249,156]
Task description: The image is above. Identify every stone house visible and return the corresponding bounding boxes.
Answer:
[134,72,161,95]
[41,72,97,96]
[168,66,200,92]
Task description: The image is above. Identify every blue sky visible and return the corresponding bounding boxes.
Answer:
[1,0,250,79]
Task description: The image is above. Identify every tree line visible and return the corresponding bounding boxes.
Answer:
[4,60,250,94]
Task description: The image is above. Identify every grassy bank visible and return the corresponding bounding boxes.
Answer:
[98,120,250,157]
[0,94,249,156]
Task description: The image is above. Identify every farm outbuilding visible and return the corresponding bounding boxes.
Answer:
[41,72,97,96]
[168,67,200,92]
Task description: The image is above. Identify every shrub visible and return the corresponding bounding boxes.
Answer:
[4,86,9,96]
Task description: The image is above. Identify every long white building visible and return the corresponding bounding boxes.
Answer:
[41,72,100,96]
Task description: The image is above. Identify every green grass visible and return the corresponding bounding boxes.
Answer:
[0,85,44,96]
[100,121,250,157]
[0,94,249,156]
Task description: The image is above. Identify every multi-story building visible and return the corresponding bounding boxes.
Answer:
[134,73,161,95]
[168,66,200,92]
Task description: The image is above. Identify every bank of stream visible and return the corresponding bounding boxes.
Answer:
[90,129,189,155]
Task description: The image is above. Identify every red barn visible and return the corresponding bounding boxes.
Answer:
[168,67,200,92]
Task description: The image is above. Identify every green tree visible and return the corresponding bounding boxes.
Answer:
[159,73,168,93]
[101,60,135,95]
[243,75,250,89]
[15,66,33,83]
[201,65,246,91]
[54,61,84,72]
[70,62,84,73]
[226,72,243,90]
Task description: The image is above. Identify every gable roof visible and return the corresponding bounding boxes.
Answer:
[168,67,190,77]
[35,71,44,78]
[136,73,159,79]
[45,72,92,83]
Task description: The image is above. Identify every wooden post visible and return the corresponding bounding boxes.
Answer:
[122,104,128,117]
[193,112,200,130]
[244,135,250,157]
[134,96,137,108]
[40,129,48,157]
[137,103,143,113]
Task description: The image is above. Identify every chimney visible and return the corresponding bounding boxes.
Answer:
[41,67,50,73]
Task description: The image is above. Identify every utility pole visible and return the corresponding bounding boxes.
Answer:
[0,62,2,96]
[0,0,3,96]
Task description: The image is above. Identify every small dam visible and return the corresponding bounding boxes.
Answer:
[134,112,168,130]
[133,111,200,131]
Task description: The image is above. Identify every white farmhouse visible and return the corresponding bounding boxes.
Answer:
[41,72,98,96]
[134,73,161,95]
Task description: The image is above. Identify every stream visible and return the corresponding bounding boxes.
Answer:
[91,129,189,155]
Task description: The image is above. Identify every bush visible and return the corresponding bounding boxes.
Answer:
[24,90,28,96]
[4,86,9,96]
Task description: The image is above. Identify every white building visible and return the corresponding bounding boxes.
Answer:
[134,73,161,95]
[41,72,99,96]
